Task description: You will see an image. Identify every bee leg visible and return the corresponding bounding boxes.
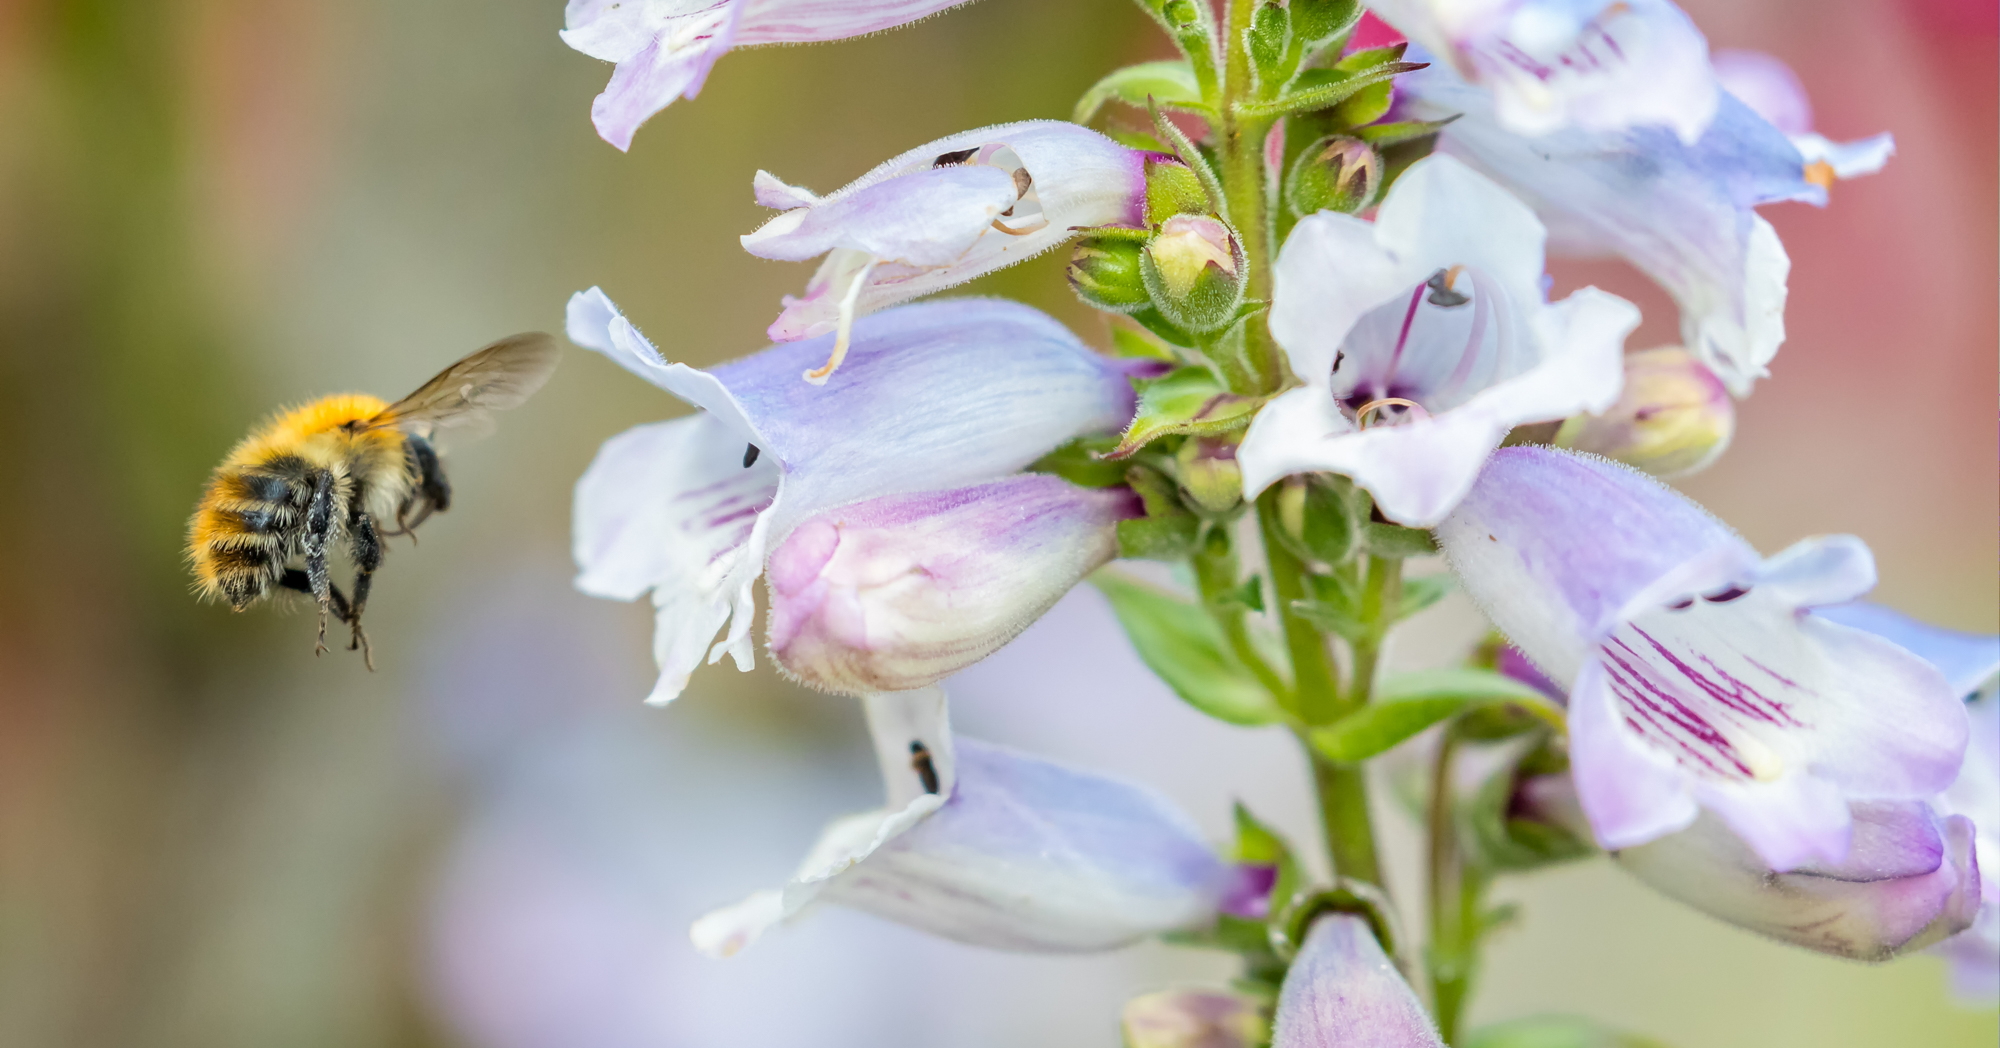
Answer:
[278,569,353,623]
[302,469,338,656]
[346,511,382,671]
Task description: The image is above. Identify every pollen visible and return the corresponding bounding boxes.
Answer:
[1803,160,1837,189]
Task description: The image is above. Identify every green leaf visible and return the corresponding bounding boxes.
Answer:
[1462,1016,1673,1048]
[1111,327,1181,362]
[1395,573,1453,621]
[1108,366,1266,459]
[1289,597,1368,643]
[1307,669,1557,763]
[1235,60,1424,120]
[1074,60,1210,125]
[1272,474,1364,566]
[1354,115,1458,148]
[1117,464,1200,560]
[1329,78,1393,127]
[1362,521,1438,558]
[1220,575,1265,613]
[1093,572,1289,726]
[1290,0,1360,47]
[1028,434,1128,488]
[1248,1,1291,91]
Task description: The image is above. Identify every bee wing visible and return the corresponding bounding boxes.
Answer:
[370,333,561,438]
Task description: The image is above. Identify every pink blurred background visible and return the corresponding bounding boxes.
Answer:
[0,0,1990,1045]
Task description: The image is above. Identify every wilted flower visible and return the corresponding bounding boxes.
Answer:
[690,688,1229,956]
[561,0,981,150]
[1271,913,1443,1048]
[1397,55,1891,395]
[1438,447,1968,870]
[566,290,1135,704]
[1712,49,1897,185]
[1553,345,1734,477]
[742,121,1146,380]
[1365,0,1718,140]
[765,475,1139,695]
[1239,155,1638,526]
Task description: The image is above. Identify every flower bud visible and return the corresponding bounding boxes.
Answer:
[1122,989,1268,1048]
[765,475,1139,695]
[1068,236,1152,314]
[1146,155,1211,224]
[1285,136,1381,217]
[1553,346,1734,478]
[1175,434,1243,514]
[1142,214,1246,333]
[1272,913,1443,1048]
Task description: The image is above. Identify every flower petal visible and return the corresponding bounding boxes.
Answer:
[1271,913,1443,1048]
[767,475,1139,695]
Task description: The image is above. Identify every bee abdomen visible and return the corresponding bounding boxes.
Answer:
[191,465,307,610]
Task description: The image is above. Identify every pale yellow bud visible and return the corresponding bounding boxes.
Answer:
[1555,346,1734,478]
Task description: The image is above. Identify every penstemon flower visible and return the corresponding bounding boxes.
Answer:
[1712,48,1897,185]
[1396,53,1890,395]
[560,0,980,150]
[690,688,1229,956]
[765,475,1139,694]
[742,121,1147,381]
[1271,913,1443,1048]
[1365,0,1719,140]
[566,289,1135,704]
[1239,155,1639,526]
[1439,446,1969,870]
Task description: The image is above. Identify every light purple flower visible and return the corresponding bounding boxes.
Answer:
[1270,913,1443,1048]
[561,0,980,151]
[1437,447,1968,871]
[1712,49,1897,184]
[741,121,1147,381]
[1397,54,1887,395]
[690,688,1229,956]
[766,475,1139,695]
[1813,604,2000,998]
[1365,0,1718,141]
[567,290,1135,704]
[1123,989,1268,1048]
[1239,155,1639,526]
[1514,772,1982,960]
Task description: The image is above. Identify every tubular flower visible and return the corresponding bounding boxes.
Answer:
[567,290,1136,704]
[1271,913,1444,1048]
[1711,49,1897,186]
[1512,772,1981,961]
[1239,155,1639,526]
[1364,0,1718,141]
[689,688,1229,956]
[1811,603,1999,998]
[766,475,1140,695]
[561,0,980,151]
[742,121,1147,381]
[1396,56,1890,396]
[1437,447,1968,871]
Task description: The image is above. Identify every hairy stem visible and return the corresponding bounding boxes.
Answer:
[1219,0,1282,393]
[1347,554,1403,706]
[1426,730,1470,1044]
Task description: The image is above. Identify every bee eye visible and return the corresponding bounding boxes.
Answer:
[742,444,760,468]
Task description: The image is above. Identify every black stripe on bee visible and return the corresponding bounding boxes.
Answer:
[225,506,284,533]
[909,741,940,795]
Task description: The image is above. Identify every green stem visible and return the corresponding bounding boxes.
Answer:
[1219,0,1282,393]
[1193,527,1293,706]
[1347,555,1403,706]
[1426,730,1468,1044]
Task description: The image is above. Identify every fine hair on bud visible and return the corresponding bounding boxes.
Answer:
[1285,135,1381,217]
[1068,237,1152,314]
[1140,214,1246,333]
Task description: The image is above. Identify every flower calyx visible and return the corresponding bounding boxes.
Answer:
[1143,215,1248,333]
[1285,135,1381,217]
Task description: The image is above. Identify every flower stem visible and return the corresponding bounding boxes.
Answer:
[1425,729,1482,1044]
[1219,0,1282,394]
[1347,555,1403,707]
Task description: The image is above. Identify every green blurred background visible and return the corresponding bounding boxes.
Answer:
[0,0,1992,1045]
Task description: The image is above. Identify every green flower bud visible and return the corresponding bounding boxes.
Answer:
[1285,135,1381,217]
[1554,346,1735,478]
[1121,989,1267,1048]
[1141,214,1246,333]
[1175,433,1243,514]
[1145,156,1211,225]
[1067,236,1151,314]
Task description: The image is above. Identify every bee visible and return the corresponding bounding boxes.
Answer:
[187,333,561,667]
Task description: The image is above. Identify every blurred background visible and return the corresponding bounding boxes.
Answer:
[0,0,1992,1044]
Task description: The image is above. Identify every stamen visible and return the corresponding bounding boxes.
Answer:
[1803,160,1837,189]
[1354,397,1430,429]
[1425,266,1470,307]
[802,256,880,386]
[742,444,760,468]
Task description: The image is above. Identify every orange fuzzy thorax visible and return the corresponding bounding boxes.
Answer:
[187,394,417,604]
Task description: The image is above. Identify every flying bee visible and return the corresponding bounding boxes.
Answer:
[186,333,561,667]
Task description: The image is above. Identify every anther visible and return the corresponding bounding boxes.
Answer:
[742,444,760,468]
[803,257,880,386]
[1353,397,1430,429]
[909,740,940,794]
[1425,266,1470,307]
